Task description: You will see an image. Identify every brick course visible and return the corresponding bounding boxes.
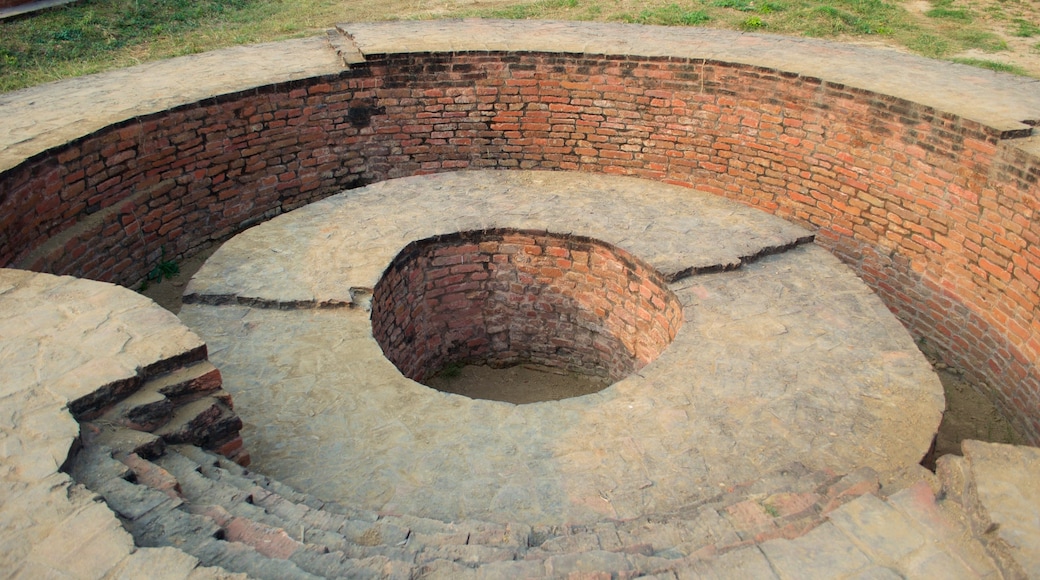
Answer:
[1,51,1037,440]
[371,229,683,388]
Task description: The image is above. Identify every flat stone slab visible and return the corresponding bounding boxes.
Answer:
[180,172,943,525]
[963,440,1040,576]
[185,171,812,305]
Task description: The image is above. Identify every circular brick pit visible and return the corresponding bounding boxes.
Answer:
[371,229,683,400]
[6,22,1040,576]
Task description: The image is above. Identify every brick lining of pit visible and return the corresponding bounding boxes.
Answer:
[372,229,683,397]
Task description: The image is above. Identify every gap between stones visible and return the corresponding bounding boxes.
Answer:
[181,229,816,311]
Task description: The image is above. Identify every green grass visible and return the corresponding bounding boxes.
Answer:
[925,7,973,21]
[0,0,259,90]
[951,57,1027,74]
[1012,20,1040,37]
[632,4,711,26]
[951,28,1007,52]
[740,14,765,30]
[1,0,1037,91]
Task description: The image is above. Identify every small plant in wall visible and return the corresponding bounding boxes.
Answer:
[139,246,180,291]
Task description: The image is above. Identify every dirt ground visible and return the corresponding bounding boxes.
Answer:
[424,363,611,404]
[920,347,1023,456]
[898,0,1040,77]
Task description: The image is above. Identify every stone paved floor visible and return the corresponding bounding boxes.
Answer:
[180,171,944,525]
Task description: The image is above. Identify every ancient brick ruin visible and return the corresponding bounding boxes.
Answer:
[2,20,1039,578]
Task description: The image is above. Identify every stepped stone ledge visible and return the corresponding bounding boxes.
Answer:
[1,19,1038,580]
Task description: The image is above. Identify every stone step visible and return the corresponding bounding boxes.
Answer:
[176,444,534,551]
[175,444,370,516]
[191,503,418,579]
[945,440,1040,578]
[523,464,874,563]
[68,442,134,488]
[156,447,521,569]
[84,423,167,459]
[885,481,1001,578]
[154,396,243,453]
[69,427,1010,580]
[93,361,225,432]
[64,346,210,420]
[163,447,549,574]
[168,448,433,552]
[145,507,322,580]
[134,449,422,576]
[145,360,223,402]
[66,443,322,579]
[99,387,174,431]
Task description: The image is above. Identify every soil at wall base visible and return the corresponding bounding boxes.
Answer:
[142,245,1024,462]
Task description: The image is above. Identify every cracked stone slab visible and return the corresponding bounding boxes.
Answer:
[179,173,942,526]
[962,440,1040,577]
[185,170,813,306]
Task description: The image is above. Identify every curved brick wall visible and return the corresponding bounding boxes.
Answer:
[371,229,684,388]
[1,48,1038,441]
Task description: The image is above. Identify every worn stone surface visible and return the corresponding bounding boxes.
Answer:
[962,440,1040,577]
[180,171,943,526]
[760,521,873,578]
[0,269,223,577]
[185,171,813,305]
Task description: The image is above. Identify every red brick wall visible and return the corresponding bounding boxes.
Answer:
[1,52,1037,441]
[371,230,684,385]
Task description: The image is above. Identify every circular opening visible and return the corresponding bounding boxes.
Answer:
[371,229,684,403]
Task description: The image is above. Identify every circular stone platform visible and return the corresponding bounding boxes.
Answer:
[180,170,943,525]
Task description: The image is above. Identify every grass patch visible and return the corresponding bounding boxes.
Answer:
[1,0,1037,90]
[436,362,465,379]
[951,29,1008,52]
[481,0,583,19]
[904,33,950,58]
[712,0,784,14]
[0,0,265,90]
[951,57,1026,74]
[1012,20,1040,38]
[739,14,766,30]
[924,7,972,22]
[630,4,711,25]
[766,0,904,37]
